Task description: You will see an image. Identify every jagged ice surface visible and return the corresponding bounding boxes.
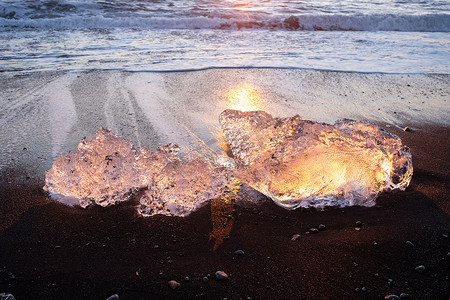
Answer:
[219,110,413,209]
[44,109,413,215]
[44,128,230,216]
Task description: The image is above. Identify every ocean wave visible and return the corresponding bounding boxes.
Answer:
[0,13,449,32]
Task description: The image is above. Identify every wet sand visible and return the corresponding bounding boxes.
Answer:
[0,69,449,299]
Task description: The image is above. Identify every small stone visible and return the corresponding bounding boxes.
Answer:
[355,288,361,293]
[202,276,209,283]
[309,228,319,234]
[153,245,159,249]
[168,280,180,289]
[399,293,408,299]
[355,227,361,231]
[318,224,326,231]
[291,234,301,241]
[405,241,414,247]
[234,250,245,256]
[106,294,119,300]
[0,294,15,300]
[441,233,448,238]
[361,287,367,292]
[355,221,363,227]
[55,245,61,249]
[374,273,379,278]
[388,278,393,285]
[353,262,359,267]
[415,265,425,273]
[385,295,401,300]
[215,271,228,280]
[184,276,190,282]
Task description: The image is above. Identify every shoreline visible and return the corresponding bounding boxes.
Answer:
[0,69,449,299]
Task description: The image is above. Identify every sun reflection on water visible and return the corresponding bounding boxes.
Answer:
[225,83,265,111]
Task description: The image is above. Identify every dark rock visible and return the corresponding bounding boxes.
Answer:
[385,295,401,300]
[318,224,326,231]
[234,250,245,256]
[405,241,414,247]
[284,16,300,30]
[106,294,119,300]
[291,234,301,241]
[0,294,15,300]
[215,271,228,280]
[309,228,319,234]
[202,276,209,283]
[361,287,367,292]
[415,265,425,273]
[399,293,409,299]
[355,221,363,227]
[355,288,361,293]
[168,280,180,289]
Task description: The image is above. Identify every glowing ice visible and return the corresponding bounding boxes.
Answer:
[44,128,230,216]
[219,109,413,209]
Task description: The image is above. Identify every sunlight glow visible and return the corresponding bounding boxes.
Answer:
[225,83,264,111]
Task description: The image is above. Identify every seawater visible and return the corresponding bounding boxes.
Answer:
[0,0,449,74]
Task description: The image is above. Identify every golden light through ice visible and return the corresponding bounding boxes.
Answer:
[225,83,264,111]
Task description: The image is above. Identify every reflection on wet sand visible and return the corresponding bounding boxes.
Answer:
[209,178,240,251]
[225,83,265,112]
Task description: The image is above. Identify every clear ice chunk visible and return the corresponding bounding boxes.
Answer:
[44,128,230,216]
[219,109,413,209]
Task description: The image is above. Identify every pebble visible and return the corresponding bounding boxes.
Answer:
[387,278,393,285]
[234,250,245,256]
[400,293,409,298]
[215,271,228,280]
[405,241,414,247]
[184,276,190,282]
[291,234,301,241]
[318,224,326,231]
[309,228,319,234]
[0,293,15,300]
[153,245,159,249]
[106,294,119,300]
[202,276,209,283]
[355,288,360,293]
[55,245,61,249]
[385,295,401,300]
[442,233,448,238]
[415,265,425,273]
[168,280,180,289]
[355,221,363,227]
[355,227,361,231]
[361,287,367,292]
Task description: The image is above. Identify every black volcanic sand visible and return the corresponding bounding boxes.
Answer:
[0,125,449,300]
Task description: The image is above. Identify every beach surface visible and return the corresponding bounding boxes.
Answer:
[0,69,449,299]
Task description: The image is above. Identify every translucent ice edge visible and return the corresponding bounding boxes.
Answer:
[219,109,413,209]
[44,110,413,216]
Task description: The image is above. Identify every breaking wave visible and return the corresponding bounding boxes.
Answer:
[1,13,449,32]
